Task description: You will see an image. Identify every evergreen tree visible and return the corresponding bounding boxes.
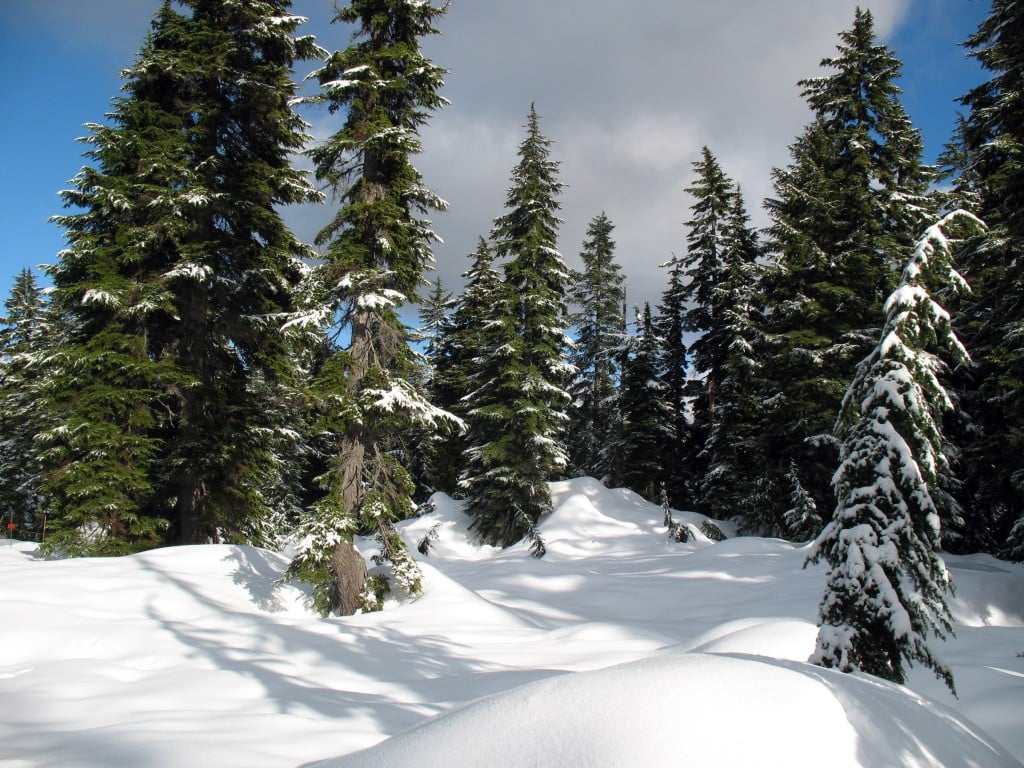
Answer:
[808,211,980,695]
[157,0,322,546]
[945,0,1024,557]
[682,147,737,436]
[615,304,674,502]
[411,275,455,497]
[760,8,934,528]
[460,106,571,549]
[420,277,453,368]
[697,187,767,523]
[284,0,453,614]
[41,0,320,554]
[0,270,49,534]
[429,237,499,495]
[782,460,822,542]
[567,212,627,479]
[654,254,692,507]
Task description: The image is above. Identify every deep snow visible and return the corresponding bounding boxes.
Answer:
[1,477,1021,767]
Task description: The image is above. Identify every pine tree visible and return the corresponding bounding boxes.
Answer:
[808,211,981,695]
[420,277,453,368]
[697,186,767,523]
[682,147,737,422]
[760,8,934,528]
[783,460,822,541]
[615,304,674,502]
[429,237,498,495]
[945,0,1024,557]
[460,106,571,549]
[41,0,320,554]
[285,0,453,614]
[157,0,322,546]
[0,270,49,535]
[411,275,455,497]
[654,254,692,507]
[40,3,197,554]
[567,212,627,479]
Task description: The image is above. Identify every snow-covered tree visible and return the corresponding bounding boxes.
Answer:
[284,0,454,614]
[567,212,627,479]
[40,0,321,554]
[808,211,982,695]
[783,461,822,542]
[0,270,49,533]
[694,182,766,523]
[45,2,308,552]
[760,7,935,525]
[614,304,674,502]
[420,277,453,369]
[460,106,571,550]
[944,0,1024,557]
[654,254,692,507]
[160,0,321,546]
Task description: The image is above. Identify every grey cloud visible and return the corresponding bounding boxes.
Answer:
[27,0,916,314]
[413,0,913,310]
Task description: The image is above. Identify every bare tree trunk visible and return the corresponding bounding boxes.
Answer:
[332,308,373,614]
[332,539,369,616]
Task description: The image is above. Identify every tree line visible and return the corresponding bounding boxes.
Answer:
[0,1,1021,685]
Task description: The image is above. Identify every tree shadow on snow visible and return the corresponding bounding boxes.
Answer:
[133,554,559,759]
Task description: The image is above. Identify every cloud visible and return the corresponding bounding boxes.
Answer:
[15,0,918,313]
[409,0,913,309]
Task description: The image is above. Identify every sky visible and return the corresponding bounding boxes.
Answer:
[0,0,992,316]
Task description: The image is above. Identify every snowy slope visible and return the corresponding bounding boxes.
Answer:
[0,477,1021,767]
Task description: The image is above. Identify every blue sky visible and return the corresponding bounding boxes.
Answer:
[0,1,990,310]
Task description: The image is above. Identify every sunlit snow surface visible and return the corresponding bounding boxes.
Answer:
[1,477,1021,767]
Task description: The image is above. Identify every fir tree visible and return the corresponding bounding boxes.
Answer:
[945,0,1024,557]
[615,304,674,502]
[783,460,822,542]
[429,237,499,495]
[808,211,981,695]
[760,8,934,528]
[697,186,767,524]
[460,106,571,549]
[413,275,455,496]
[41,0,320,553]
[156,0,322,546]
[0,270,49,535]
[40,3,196,554]
[285,0,454,614]
[420,277,453,368]
[567,212,627,479]
[682,147,737,423]
[654,254,692,507]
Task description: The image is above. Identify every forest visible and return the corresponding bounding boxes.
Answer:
[0,0,1022,694]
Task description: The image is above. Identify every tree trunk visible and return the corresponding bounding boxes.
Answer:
[332,539,369,616]
[332,307,374,613]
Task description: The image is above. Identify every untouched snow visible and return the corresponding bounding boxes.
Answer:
[0,476,1021,767]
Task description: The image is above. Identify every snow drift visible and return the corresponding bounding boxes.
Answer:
[323,653,1017,768]
[0,477,1021,767]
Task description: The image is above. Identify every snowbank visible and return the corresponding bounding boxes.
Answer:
[322,653,1018,768]
[1,477,1021,767]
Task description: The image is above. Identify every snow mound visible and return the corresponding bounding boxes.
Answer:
[318,653,1019,768]
[402,477,732,564]
[946,553,1024,628]
[683,617,818,660]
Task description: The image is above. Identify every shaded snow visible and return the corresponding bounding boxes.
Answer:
[0,476,1021,767]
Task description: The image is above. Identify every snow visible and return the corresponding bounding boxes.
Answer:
[80,288,121,307]
[1,476,1022,767]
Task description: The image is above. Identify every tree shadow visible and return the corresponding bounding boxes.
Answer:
[742,655,1021,768]
[132,553,560,760]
